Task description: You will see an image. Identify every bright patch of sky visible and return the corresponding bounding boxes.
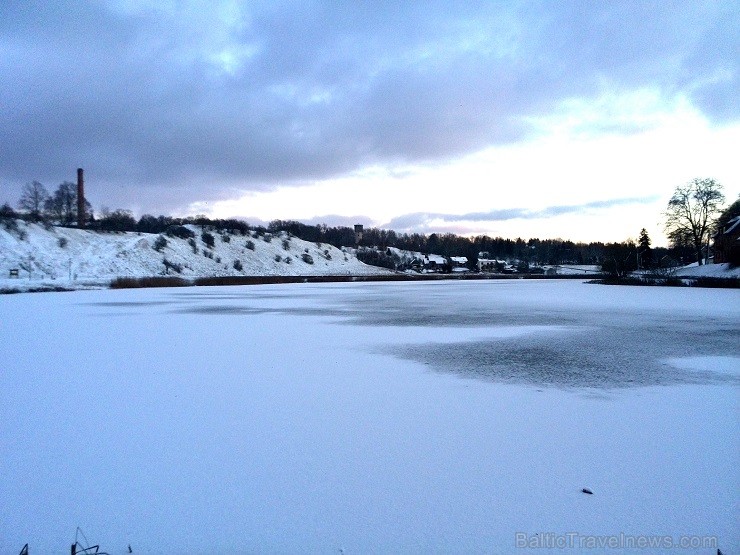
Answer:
[192,97,740,244]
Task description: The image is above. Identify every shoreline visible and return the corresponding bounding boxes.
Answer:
[3,270,739,294]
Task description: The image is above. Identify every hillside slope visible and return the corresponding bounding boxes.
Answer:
[0,220,391,290]
[672,261,740,278]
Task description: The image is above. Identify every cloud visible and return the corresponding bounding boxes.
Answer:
[384,196,659,232]
[0,0,736,213]
[299,214,375,228]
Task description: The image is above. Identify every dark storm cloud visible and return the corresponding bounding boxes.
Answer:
[384,196,658,231]
[0,0,737,212]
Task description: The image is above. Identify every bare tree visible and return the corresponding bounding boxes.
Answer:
[45,182,77,225]
[664,178,725,265]
[18,181,49,221]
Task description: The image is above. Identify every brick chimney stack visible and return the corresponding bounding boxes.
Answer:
[77,168,85,228]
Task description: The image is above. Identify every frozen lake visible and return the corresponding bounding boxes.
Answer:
[1,280,738,553]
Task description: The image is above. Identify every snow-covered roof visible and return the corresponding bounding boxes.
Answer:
[724,215,740,235]
[425,254,446,264]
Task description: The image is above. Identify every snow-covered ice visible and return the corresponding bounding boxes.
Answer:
[1,280,738,553]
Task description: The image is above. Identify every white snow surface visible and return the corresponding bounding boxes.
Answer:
[0,220,390,291]
[673,262,740,278]
[1,279,738,554]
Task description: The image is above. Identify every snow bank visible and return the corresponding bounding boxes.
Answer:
[674,262,740,278]
[0,220,391,292]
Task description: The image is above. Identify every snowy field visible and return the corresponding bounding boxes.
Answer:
[1,280,738,554]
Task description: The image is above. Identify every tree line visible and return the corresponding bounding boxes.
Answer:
[3,177,737,271]
[13,180,92,226]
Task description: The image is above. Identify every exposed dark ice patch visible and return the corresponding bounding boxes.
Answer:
[83,301,174,307]
[175,305,270,315]
[86,282,740,390]
[329,283,740,389]
[173,305,352,318]
[393,320,739,389]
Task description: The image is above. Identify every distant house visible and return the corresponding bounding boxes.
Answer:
[450,256,469,272]
[713,216,740,264]
[423,254,450,272]
[478,258,507,272]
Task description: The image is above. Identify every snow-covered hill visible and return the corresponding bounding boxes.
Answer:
[673,261,740,278]
[0,219,391,291]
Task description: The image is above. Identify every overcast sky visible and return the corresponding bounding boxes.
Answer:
[1,0,738,244]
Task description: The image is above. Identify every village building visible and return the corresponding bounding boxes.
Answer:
[713,216,740,264]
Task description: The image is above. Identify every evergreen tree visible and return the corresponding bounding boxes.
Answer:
[638,228,653,269]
